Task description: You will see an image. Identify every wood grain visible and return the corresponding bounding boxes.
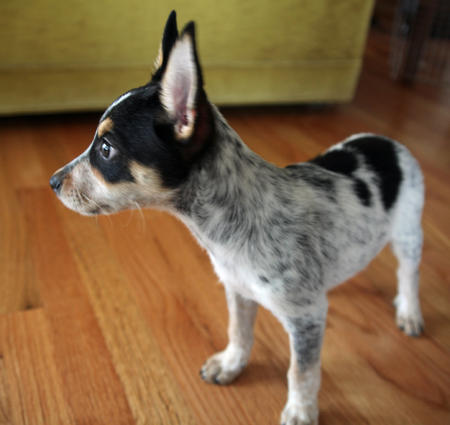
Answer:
[0,29,449,424]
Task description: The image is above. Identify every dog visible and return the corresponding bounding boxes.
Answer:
[50,11,425,425]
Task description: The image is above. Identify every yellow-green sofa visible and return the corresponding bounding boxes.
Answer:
[0,0,374,115]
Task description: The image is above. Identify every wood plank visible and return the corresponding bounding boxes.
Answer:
[0,310,76,425]
[55,204,198,425]
[16,188,135,425]
[0,356,11,425]
[325,283,450,424]
[0,122,47,189]
[0,141,41,313]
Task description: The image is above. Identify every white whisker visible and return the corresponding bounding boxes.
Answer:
[134,201,146,232]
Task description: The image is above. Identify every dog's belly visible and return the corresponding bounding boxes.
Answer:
[323,233,390,289]
[323,210,392,289]
[208,251,328,317]
[207,225,391,316]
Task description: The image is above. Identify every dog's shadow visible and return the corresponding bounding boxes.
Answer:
[232,360,287,388]
[230,362,373,425]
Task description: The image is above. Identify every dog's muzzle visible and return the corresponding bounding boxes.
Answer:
[49,169,66,194]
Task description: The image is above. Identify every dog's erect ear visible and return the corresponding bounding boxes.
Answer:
[153,11,179,73]
[159,22,204,141]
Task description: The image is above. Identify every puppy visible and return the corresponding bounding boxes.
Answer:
[50,11,424,425]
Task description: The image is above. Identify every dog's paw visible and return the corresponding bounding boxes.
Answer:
[200,346,248,385]
[280,403,318,425]
[394,296,424,337]
[396,312,424,337]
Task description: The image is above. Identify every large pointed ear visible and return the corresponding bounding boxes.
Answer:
[159,22,204,141]
[153,11,178,75]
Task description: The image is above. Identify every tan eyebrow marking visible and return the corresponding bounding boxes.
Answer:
[97,117,114,138]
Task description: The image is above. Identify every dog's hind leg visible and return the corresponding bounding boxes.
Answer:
[279,298,327,425]
[200,288,258,385]
[391,150,425,337]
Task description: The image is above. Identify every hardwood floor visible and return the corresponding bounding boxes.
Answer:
[0,30,449,424]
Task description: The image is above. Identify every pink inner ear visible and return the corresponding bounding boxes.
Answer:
[173,74,191,125]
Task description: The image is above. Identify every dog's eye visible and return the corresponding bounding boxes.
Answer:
[100,139,116,160]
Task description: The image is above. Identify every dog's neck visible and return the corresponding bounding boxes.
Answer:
[172,106,279,247]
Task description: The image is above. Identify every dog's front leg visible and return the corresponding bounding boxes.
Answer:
[279,300,328,425]
[200,287,258,385]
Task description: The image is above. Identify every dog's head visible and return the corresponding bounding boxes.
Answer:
[50,11,214,215]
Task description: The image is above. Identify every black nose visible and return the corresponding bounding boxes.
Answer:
[49,173,62,194]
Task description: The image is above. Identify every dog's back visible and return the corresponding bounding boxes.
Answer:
[287,133,425,291]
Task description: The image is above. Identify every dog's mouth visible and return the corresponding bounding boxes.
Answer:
[87,204,114,216]
[54,186,113,216]
[88,207,101,215]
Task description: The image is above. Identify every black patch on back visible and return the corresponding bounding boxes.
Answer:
[346,136,402,210]
[353,178,371,206]
[309,149,358,176]
[306,147,373,207]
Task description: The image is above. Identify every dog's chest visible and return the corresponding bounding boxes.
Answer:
[205,246,293,315]
[207,248,267,300]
